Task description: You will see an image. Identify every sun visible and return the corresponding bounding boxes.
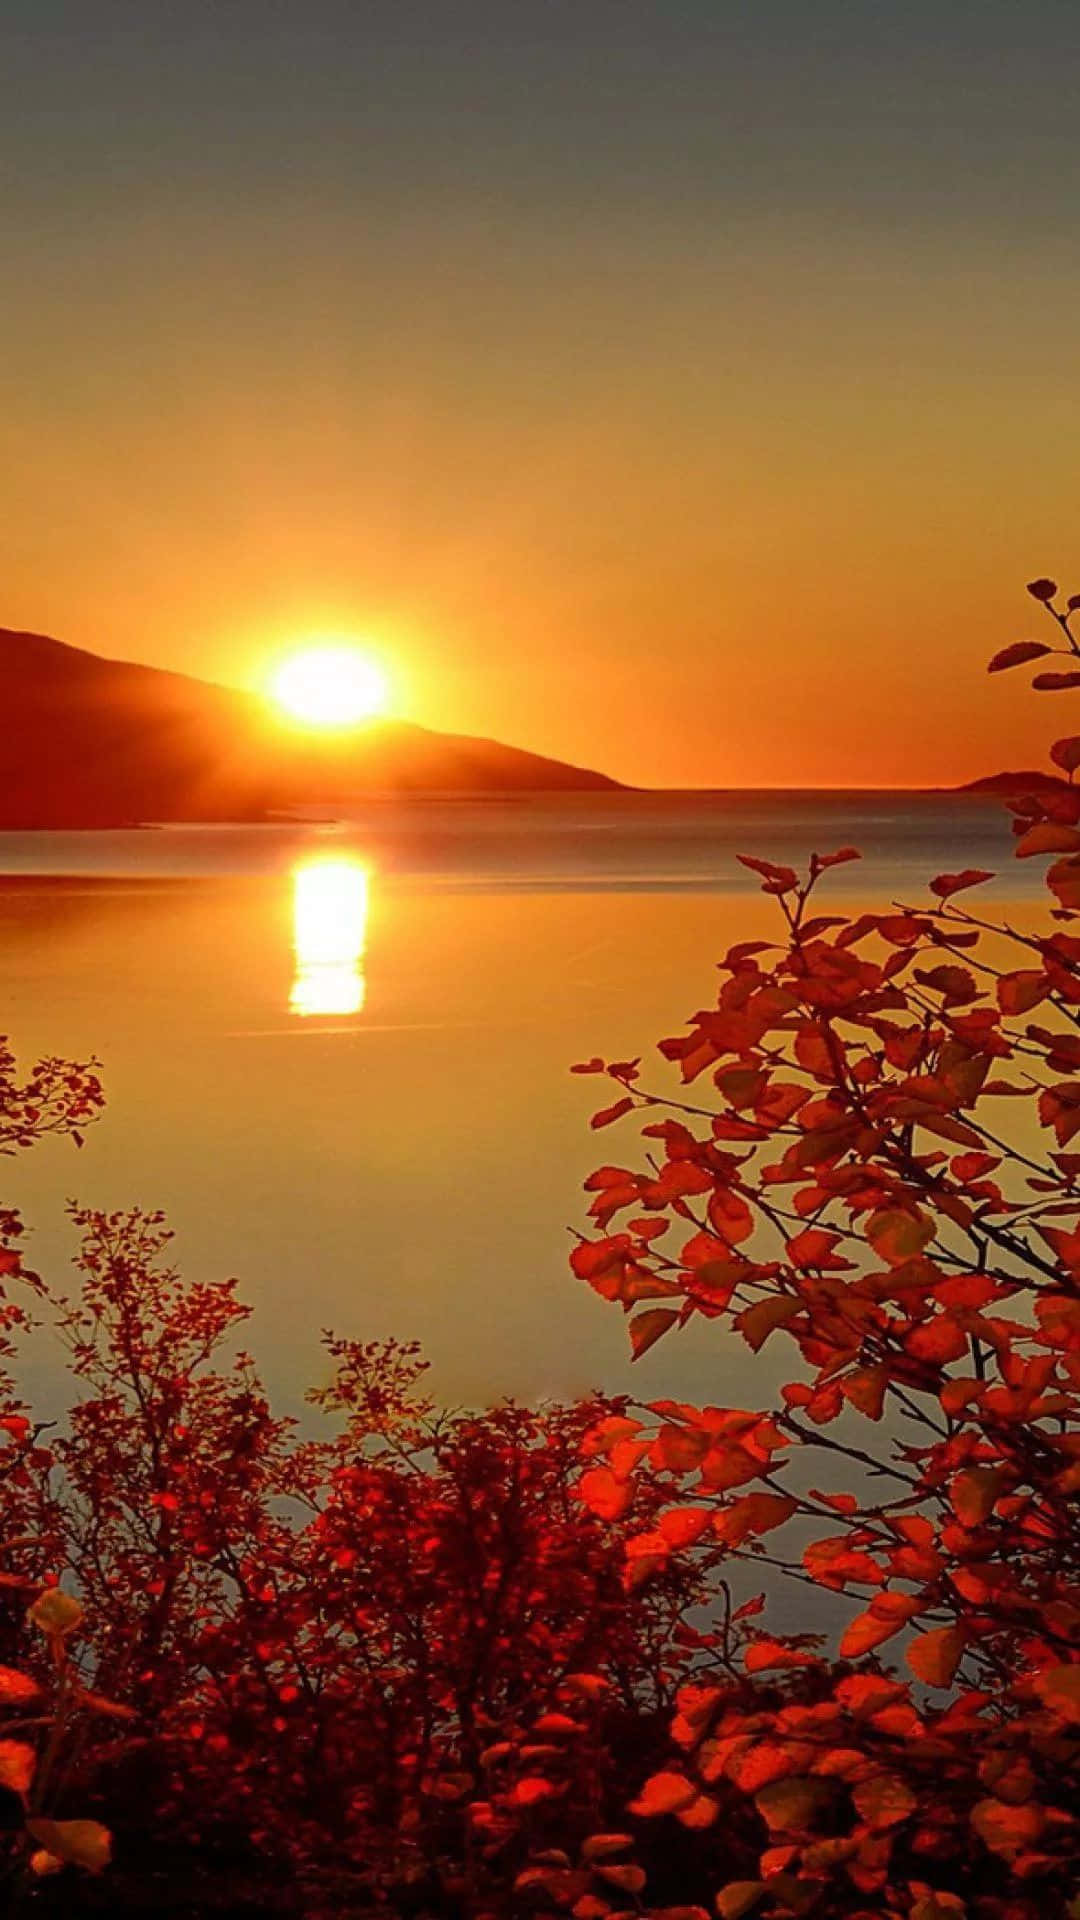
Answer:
[272,645,389,727]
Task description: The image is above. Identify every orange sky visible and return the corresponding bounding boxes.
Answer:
[3,4,1078,788]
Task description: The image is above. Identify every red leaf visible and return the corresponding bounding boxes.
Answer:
[812,847,861,870]
[743,1639,818,1674]
[1031,1664,1080,1724]
[577,1468,633,1521]
[735,1295,799,1352]
[0,1740,35,1796]
[737,856,799,894]
[988,640,1052,672]
[753,1777,829,1833]
[0,1668,40,1706]
[950,1466,1008,1527]
[715,1885,767,1920]
[629,1308,679,1361]
[1046,857,1080,909]
[929,870,995,898]
[785,1228,851,1271]
[1051,734,1080,773]
[841,1365,888,1420]
[839,1592,922,1657]
[997,968,1049,1013]
[591,1097,634,1129]
[913,964,979,1003]
[866,1208,934,1266]
[713,1493,798,1547]
[658,1507,713,1548]
[904,1317,967,1366]
[835,1674,907,1714]
[511,1776,557,1806]
[707,1188,754,1246]
[1033,670,1080,690]
[628,1770,697,1816]
[596,1862,647,1892]
[970,1797,1045,1859]
[732,1593,766,1621]
[1014,822,1080,857]
[906,1626,966,1688]
[851,1773,917,1830]
[809,1489,858,1515]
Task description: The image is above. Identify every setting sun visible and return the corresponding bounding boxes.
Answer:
[272,645,388,727]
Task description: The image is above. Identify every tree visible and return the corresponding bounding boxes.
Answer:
[574,579,1080,1918]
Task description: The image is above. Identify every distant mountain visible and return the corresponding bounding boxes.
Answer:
[959,770,1068,795]
[0,628,622,826]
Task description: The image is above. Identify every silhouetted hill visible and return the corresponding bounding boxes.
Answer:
[0,629,622,826]
[959,770,1068,795]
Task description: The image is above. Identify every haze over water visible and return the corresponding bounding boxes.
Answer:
[1,790,1035,1416]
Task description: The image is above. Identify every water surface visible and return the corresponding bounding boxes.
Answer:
[0,791,1031,1413]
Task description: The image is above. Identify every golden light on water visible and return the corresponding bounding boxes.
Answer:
[290,856,369,1017]
[273,646,388,726]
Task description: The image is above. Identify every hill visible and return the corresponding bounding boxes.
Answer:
[0,628,622,826]
[958,770,1068,795]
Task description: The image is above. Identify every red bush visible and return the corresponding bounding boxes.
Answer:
[574,579,1080,1918]
[0,1197,712,1912]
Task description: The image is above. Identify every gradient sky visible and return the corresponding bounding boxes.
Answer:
[4,0,1080,786]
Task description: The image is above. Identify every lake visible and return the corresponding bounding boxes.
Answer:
[0,790,1036,1417]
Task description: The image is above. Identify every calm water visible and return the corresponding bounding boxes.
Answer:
[0,791,1034,1416]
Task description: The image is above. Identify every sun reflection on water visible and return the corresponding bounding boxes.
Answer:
[290,856,369,1017]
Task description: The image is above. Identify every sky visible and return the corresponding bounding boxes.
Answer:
[4,0,1080,787]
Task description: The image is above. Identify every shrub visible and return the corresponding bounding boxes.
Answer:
[573,579,1080,1918]
[0,1195,712,1912]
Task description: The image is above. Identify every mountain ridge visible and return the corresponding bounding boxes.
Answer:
[0,627,622,826]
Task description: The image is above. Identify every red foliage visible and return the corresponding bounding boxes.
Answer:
[573,582,1080,1917]
[0,1037,102,1414]
[0,1203,712,1912]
